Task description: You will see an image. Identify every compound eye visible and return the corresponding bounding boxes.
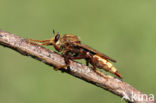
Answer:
[54,33,60,42]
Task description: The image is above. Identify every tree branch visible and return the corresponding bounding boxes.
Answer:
[0,30,155,103]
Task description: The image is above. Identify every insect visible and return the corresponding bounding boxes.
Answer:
[28,30,122,78]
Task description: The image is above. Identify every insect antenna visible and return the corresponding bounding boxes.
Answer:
[53,29,55,34]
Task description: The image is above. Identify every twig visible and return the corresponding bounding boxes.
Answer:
[0,30,155,103]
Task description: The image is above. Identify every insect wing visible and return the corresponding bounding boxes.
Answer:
[73,43,117,62]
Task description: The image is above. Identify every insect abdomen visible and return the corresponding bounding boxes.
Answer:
[93,55,122,78]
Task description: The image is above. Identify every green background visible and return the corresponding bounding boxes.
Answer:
[0,0,156,103]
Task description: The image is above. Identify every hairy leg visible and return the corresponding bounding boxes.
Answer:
[28,39,50,43]
[55,51,71,70]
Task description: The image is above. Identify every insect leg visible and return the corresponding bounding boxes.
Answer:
[85,58,90,66]
[28,39,50,43]
[55,51,71,70]
[56,51,89,70]
[88,55,96,71]
[51,42,61,52]
[70,54,87,59]
[28,39,51,45]
[28,38,61,52]
[40,42,52,45]
[69,49,90,66]
[87,54,107,78]
[70,53,90,66]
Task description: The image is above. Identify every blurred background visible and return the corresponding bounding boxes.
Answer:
[0,0,156,103]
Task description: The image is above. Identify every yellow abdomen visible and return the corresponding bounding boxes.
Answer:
[93,55,122,78]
